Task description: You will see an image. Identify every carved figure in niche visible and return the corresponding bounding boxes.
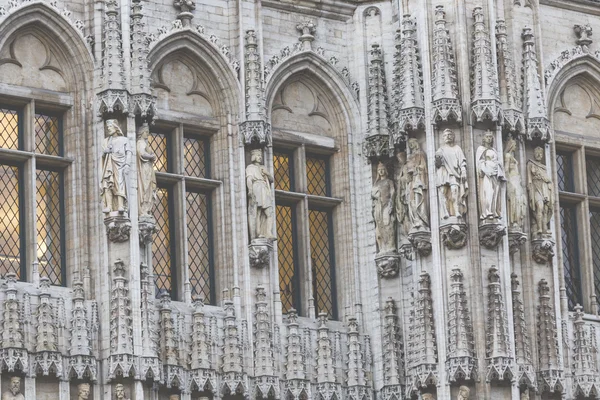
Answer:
[78,383,90,400]
[527,147,554,236]
[476,131,505,221]
[435,129,468,219]
[169,395,180,400]
[457,385,470,400]
[504,137,526,230]
[2,377,24,400]
[246,149,275,240]
[406,138,430,231]
[520,390,529,400]
[394,151,409,235]
[422,393,435,400]
[101,119,130,214]
[113,384,130,400]
[372,162,396,253]
[137,123,157,217]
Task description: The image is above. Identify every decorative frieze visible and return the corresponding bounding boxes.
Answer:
[431,6,462,123]
[537,279,564,394]
[471,7,502,123]
[446,269,477,382]
[522,27,551,141]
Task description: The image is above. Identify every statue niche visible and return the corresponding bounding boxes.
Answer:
[372,162,400,277]
[405,138,432,256]
[527,146,555,263]
[504,137,527,253]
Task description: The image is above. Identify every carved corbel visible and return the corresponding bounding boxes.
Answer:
[440,223,468,250]
[479,223,506,249]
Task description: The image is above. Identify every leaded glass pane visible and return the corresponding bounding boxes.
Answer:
[0,165,20,279]
[184,137,207,178]
[36,170,63,285]
[556,152,574,193]
[309,209,336,318]
[187,191,212,303]
[0,109,19,150]
[306,156,329,196]
[274,151,292,191]
[148,132,168,172]
[35,114,61,156]
[277,204,298,313]
[588,156,600,198]
[590,208,600,308]
[560,205,582,310]
[153,187,172,295]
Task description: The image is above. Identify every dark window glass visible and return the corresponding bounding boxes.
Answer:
[186,191,213,303]
[306,155,329,196]
[273,151,293,191]
[560,205,582,310]
[35,114,61,156]
[184,136,207,178]
[276,204,299,314]
[556,152,574,193]
[148,132,168,172]
[0,165,21,278]
[36,169,64,285]
[590,208,600,309]
[309,209,336,318]
[587,156,600,198]
[0,108,19,150]
[153,187,173,296]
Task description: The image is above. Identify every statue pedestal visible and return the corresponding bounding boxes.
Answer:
[440,219,468,250]
[478,222,506,249]
[508,230,527,254]
[531,236,555,264]
[249,238,274,269]
[138,215,157,245]
[399,241,414,260]
[408,229,432,257]
[375,252,401,278]
[104,212,131,243]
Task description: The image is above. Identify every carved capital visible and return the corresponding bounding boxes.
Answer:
[531,237,555,264]
[138,215,157,245]
[508,230,527,254]
[249,240,272,269]
[104,214,131,243]
[363,134,392,161]
[408,229,432,257]
[440,223,468,250]
[479,223,506,249]
[376,253,400,278]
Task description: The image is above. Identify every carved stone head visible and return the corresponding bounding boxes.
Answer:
[505,137,517,154]
[442,129,455,145]
[396,151,407,165]
[483,131,494,148]
[458,385,470,400]
[78,383,91,399]
[106,119,124,137]
[250,148,263,164]
[422,393,435,400]
[114,383,125,399]
[136,123,149,140]
[9,376,20,395]
[408,137,420,152]
[376,162,388,180]
[533,146,544,162]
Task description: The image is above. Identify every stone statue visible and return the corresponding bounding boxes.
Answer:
[527,146,554,236]
[422,393,435,400]
[395,151,409,235]
[113,383,130,400]
[372,162,396,253]
[457,385,470,400]
[101,119,130,214]
[520,390,529,400]
[136,123,157,217]
[2,377,24,400]
[246,149,275,240]
[169,396,180,400]
[476,131,505,221]
[406,138,430,231]
[435,129,468,219]
[504,137,526,230]
[78,383,90,400]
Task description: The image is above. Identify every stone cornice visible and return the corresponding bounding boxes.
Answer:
[262,0,357,21]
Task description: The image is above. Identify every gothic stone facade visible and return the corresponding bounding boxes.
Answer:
[0,0,598,398]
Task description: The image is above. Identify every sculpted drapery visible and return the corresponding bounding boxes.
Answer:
[476,131,505,221]
[527,146,554,236]
[246,149,275,240]
[101,119,130,214]
[372,162,396,253]
[136,124,157,217]
[406,138,430,231]
[394,152,409,235]
[504,137,526,230]
[435,129,468,219]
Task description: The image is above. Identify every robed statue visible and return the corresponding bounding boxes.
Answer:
[504,137,526,230]
[136,124,157,217]
[394,152,409,235]
[435,129,468,219]
[372,162,396,253]
[406,138,430,231]
[101,119,130,213]
[527,146,554,236]
[476,131,505,221]
[246,149,275,240]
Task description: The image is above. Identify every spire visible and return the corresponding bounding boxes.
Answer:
[254,286,279,399]
[70,281,91,356]
[496,20,524,134]
[431,5,462,123]
[470,7,502,123]
[511,274,536,389]
[446,268,477,382]
[407,272,438,395]
[346,318,367,391]
[364,44,392,160]
[380,298,403,400]
[221,299,246,396]
[392,15,425,145]
[536,279,564,393]
[522,27,551,141]
[485,267,514,382]
[572,305,600,397]
[108,259,135,379]
[103,0,125,89]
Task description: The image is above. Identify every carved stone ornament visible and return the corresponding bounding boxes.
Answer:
[508,231,527,254]
[376,253,401,278]
[408,230,432,256]
[536,279,564,394]
[104,214,131,242]
[296,20,316,51]
[457,385,470,400]
[440,223,468,250]
[240,120,271,146]
[398,242,414,261]
[522,28,551,141]
[113,383,131,400]
[479,223,506,249]
[101,119,131,215]
[531,237,555,264]
[248,239,272,269]
[373,162,397,255]
[364,44,392,161]
[138,215,157,245]
[247,149,276,241]
[574,24,593,47]
[172,0,195,27]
